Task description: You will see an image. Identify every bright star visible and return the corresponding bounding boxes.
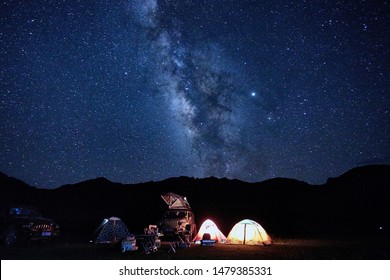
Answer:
[251,92,256,97]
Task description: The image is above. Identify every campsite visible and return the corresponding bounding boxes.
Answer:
[1,165,390,260]
[1,236,389,260]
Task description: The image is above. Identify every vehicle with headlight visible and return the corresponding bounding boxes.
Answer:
[0,205,60,247]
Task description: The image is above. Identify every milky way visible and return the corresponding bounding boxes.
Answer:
[130,0,263,179]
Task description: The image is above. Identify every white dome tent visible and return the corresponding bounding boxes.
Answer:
[193,219,227,244]
[227,219,272,245]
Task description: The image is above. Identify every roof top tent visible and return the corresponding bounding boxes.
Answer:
[161,192,191,210]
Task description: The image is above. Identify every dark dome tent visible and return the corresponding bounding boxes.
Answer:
[91,216,130,244]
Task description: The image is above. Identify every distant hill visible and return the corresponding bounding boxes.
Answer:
[0,171,36,191]
[1,165,389,239]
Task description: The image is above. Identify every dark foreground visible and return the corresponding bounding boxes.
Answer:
[1,236,389,260]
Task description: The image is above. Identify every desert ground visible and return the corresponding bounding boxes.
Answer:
[1,235,389,260]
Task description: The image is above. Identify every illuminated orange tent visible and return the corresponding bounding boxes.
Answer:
[193,219,227,243]
[227,219,272,245]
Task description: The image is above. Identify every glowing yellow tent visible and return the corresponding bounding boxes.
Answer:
[227,219,272,245]
[193,219,227,243]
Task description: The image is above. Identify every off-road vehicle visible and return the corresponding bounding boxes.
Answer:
[0,205,60,247]
[158,192,196,239]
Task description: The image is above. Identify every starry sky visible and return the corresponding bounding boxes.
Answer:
[1,0,389,188]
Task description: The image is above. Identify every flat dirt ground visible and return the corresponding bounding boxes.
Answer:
[1,236,389,260]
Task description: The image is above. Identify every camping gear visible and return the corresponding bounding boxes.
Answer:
[91,217,131,244]
[227,219,272,245]
[137,225,162,254]
[121,235,138,252]
[161,192,191,209]
[193,219,227,244]
[147,225,162,248]
[168,243,176,253]
[200,233,216,246]
[137,234,159,254]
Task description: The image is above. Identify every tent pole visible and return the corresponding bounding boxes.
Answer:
[243,224,246,245]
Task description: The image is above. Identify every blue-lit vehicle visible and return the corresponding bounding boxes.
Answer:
[0,205,60,247]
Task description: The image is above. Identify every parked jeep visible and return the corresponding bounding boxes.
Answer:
[158,192,197,239]
[0,205,60,247]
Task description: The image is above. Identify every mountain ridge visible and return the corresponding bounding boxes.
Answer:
[1,164,389,191]
[1,164,389,238]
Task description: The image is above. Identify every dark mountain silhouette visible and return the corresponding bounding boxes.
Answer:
[0,171,36,191]
[1,165,389,239]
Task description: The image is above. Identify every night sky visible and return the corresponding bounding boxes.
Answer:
[1,0,389,188]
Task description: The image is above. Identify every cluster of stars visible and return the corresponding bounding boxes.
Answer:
[0,0,388,188]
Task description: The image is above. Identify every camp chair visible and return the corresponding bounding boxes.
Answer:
[168,242,176,253]
[138,225,161,254]
[176,228,191,248]
[139,235,157,254]
[181,224,192,244]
